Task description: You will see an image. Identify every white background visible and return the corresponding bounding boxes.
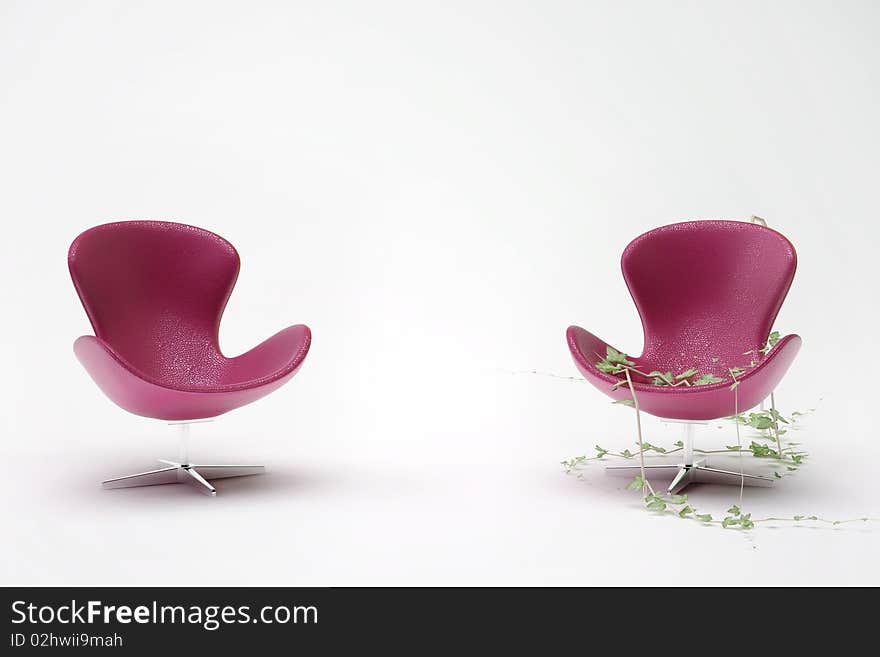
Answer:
[1,0,878,585]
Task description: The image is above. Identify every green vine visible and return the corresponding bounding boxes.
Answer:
[559,332,877,530]
[562,400,877,529]
[594,331,780,391]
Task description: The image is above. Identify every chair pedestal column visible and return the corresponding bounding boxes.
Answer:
[605,420,775,494]
[101,421,265,496]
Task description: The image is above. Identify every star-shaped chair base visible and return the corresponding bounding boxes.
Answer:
[604,419,776,494]
[102,460,265,496]
[605,460,774,494]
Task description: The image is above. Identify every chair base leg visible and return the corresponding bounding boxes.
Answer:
[102,460,266,496]
[605,461,775,494]
[604,421,775,494]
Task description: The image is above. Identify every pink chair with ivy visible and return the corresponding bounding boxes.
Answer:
[567,219,801,493]
[69,221,312,495]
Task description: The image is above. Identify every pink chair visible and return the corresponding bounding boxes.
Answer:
[69,221,311,495]
[567,220,801,493]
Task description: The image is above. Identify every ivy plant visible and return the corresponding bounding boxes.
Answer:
[562,396,875,530]
[558,330,877,530]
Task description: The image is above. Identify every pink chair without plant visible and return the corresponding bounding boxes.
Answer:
[69,220,311,495]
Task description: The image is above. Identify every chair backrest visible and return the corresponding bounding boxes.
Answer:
[621,220,796,371]
[68,221,239,382]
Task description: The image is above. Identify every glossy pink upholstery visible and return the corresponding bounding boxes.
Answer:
[69,221,311,420]
[568,220,801,420]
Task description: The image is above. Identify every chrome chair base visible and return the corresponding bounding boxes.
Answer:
[102,460,265,496]
[604,419,775,494]
[605,460,775,494]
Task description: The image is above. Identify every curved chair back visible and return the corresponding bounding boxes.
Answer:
[621,220,796,372]
[68,221,239,384]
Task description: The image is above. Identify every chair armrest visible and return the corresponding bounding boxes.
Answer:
[566,325,625,383]
[223,324,311,386]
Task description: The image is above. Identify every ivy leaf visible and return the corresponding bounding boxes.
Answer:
[621,449,633,458]
[612,399,635,407]
[721,516,740,528]
[594,445,609,458]
[646,499,667,511]
[679,505,693,517]
[669,494,688,504]
[675,368,699,380]
[638,441,665,454]
[745,412,776,430]
[749,441,778,458]
[605,346,634,366]
[760,331,781,354]
[647,370,674,386]
[727,505,741,516]
[693,373,724,386]
[626,475,645,491]
[696,513,713,522]
[674,440,684,447]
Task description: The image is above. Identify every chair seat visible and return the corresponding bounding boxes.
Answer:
[567,325,801,420]
[74,324,311,421]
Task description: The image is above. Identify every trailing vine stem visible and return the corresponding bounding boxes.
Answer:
[556,332,877,529]
[561,404,879,530]
[560,443,806,474]
[730,368,744,505]
[510,333,876,528]
[623,367,654,496]
[770,392,783,459]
